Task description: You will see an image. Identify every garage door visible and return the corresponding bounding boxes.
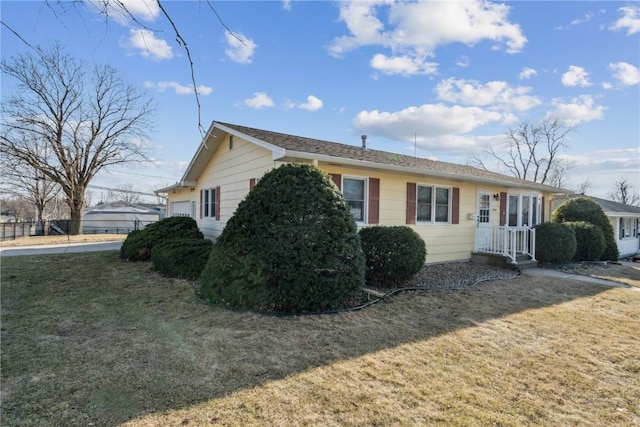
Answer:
[171,201,191,217]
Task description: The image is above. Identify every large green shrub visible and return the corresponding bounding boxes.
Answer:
[553,197,619,260]
[199,163,365,313]
[359,226,426,288]
[120,216,204,261]
[151,238,213,279]
[565,221,605,262]
[534,222,576,264]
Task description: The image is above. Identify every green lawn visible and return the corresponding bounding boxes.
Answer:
[1,251,639,426]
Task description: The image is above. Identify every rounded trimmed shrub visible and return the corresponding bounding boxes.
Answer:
[553,197,619,261]
[565,221,605,262]
[120,216,204,261]
[199,163,365,313]
[534,222,576,264]
[359,226,426,288]
[151,238,213,279]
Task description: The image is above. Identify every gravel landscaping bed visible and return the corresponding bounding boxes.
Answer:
[407,261,520,291]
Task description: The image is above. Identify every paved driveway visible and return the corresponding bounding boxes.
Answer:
[0,241,123,257]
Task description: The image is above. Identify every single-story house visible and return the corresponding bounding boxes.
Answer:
[156,121,568,265]
[83,201,165,234]
[553,195,640,259]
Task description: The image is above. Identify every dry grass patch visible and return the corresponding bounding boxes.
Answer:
[2,252,639,426]
[0,233,126,247]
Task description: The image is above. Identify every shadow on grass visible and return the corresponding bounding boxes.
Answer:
[0,251,616,426]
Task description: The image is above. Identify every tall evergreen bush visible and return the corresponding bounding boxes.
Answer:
[534,222,576,264]
[553,198,619,261]
[199,163,365,312]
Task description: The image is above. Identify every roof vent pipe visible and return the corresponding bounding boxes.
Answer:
[361,134,367,149]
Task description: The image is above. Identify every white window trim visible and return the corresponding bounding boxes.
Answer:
[506,192,542,227]
[342,175,369,224]
[202,187,217,220]
[416,183,452,225]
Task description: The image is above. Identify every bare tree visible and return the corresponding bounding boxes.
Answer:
[608,179,640,206]
[1,0,241,136]
[471,117,574,185]
[1,43,154,234]
[0,197,35,222]
[574,179,592,195]
[105,184,142,205]
[0,136,62,233]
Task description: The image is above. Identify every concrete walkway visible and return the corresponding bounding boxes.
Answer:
[521,266,639,290]
[0,241,123,257]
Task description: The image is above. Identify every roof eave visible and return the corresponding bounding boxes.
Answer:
[283,150,564,193]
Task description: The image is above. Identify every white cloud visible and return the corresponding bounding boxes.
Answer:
[282,0,291,11]
[370,54,438,76]
[435,78,542,111]
[551,95,606,125]
[243,92,274,109]
[329,0,527,75]
[609,62,640,86]
[456,56,470,68]
[284,95,324,111]
[224,32,258,64]
[124,29,173,60]
[570,11,594,26]
[610,5,640,35]
[519,67,537,80]
[144,81,213,96]
[298,95,324,111]
[87,0,160,25]
[353,103,505,151]
[561,65,591,87]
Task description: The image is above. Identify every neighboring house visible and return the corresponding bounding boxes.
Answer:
[554,195,640,259]
[156,121,568,264]
[83,201,165,234]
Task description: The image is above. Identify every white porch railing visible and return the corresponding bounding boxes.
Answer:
[475,226,536,264]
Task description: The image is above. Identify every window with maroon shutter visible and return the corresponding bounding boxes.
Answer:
[215,186,221,221]
[406,183,416,224]
[368,178,380,224]
[329,173,342,191]
[451,188,460,224]
[199,189,203,219]
[499,192,507,226]
[249,178,256,191]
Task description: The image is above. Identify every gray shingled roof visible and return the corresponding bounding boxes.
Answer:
[217,121,565,192]
[556,194,640,215]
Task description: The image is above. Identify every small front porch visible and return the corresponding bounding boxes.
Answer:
[473,226,537,267]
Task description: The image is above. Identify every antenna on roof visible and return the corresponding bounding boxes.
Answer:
[361,134,367,149]
[414,132,417,158]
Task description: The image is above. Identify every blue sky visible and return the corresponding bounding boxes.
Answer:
[1,1,639,203]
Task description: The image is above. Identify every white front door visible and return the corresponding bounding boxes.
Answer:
[475,191,492,251]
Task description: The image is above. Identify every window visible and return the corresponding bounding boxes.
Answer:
[201,187,218,219]
[620,218,638,239]
[343,177,366,222]
[506,194,540,227]
[478,193,490,224]
[417,185,450,223]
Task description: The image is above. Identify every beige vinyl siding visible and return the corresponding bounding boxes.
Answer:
[195,135,275,240]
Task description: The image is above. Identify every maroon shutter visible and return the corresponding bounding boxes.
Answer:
[499,192,507,226]
[215,186,221,221]
[541,196,545,222]
[199,189,203,219]
[406,182,416,225]
[451,187,460,224]
[368,178,380,224]
[249,178,256,191]
[329,173,342,191]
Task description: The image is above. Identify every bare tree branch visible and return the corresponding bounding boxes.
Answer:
[1,43,155,234]
[470,118,574,185]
